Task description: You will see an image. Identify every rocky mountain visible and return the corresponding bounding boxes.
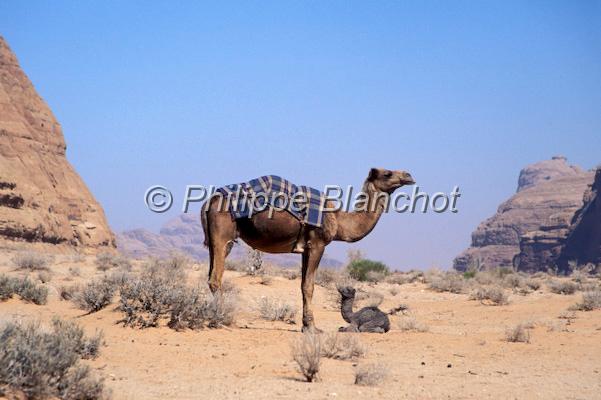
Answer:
[118,213,343,268]
[556,167,601,273]
[454,157,594,272]
[0,37,114,248]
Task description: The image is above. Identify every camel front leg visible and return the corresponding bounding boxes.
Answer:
[301,243,324,332]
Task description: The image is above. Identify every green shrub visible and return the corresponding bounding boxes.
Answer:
[347,259,389,282]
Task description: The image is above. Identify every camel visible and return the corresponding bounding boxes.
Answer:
[201,167,415,332]
[337,286,390,333]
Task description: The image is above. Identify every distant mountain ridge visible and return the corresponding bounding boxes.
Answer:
[117,213,343,267]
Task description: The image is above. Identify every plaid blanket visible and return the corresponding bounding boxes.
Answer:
[215,175,326,227]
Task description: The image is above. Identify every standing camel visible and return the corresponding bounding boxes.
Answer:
[201,168,414,332]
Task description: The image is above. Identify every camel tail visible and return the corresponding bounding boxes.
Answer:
[388,304,409,315]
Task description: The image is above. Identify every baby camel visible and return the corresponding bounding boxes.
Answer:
[337,286,390,333]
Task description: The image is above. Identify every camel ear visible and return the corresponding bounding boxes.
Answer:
[368,168,379,181]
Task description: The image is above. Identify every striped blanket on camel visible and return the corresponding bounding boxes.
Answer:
[215,175,326,227]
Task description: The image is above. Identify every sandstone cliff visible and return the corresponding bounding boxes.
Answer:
[556,167,601,273]
[454,157,593,272]
[0,37,114,248]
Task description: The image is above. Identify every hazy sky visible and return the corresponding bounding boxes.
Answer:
[2,1,600,269]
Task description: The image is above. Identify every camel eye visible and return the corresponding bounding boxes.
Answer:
[384,171,392,178]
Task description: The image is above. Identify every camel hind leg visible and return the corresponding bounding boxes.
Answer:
[204,199,237,292]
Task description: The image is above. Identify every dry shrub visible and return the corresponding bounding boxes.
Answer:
[12,251,53,271]
[354,363,389,386]
[0,275,48,305]
[68,266,81,277]
[469,285,508,305]
[315,268,340,287]
[365,270,387,283]
[385,270,423,285]
[256,297,296,323]
[259,275,273,285]
[291,333,321,382]
[320,333,366,360]
[502,273,525,289]
[548,279,578,295]
[428,271,466,294]
[0,318,107,399]
[525,278,541,291]
[118,259,236,329]
[37,271,52,283]
[571,289,601,311]
[389,286,400,296]
[169,286,237,330]
[356,289,384,308]
[95,252,131,271]
[59,285,79,301]
[505,323,531,343]
[283,269,298,280]
[397,316,429,332]
[74,278,116,313]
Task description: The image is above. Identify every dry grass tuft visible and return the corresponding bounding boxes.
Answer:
[427,271,466,294]
[505,323,531,343]
[256,297,296,323]
[571,289,601,311]
[354,363,389,386]
[95,251,132,271]
[12,251,53,271]
[320,332,366,360]
[292,333,322,382]
[548,279,578,295]
[397,316,429,332]
[469,285,509,305]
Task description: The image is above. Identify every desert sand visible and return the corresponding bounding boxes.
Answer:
[0,251,600,400]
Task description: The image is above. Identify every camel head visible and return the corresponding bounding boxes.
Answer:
[367,168,415,194]
[337,285,356,299]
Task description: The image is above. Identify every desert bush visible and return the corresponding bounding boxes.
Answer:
[95,251,131,271]
[59,285,79,301]
[505,323,531,343]
[283,269,298,280]
[347,259,389,282]
[354,363,389,386]
[365,270,387,283]
[320,333,366,360]
[0,276,47,305]
[389,286,400,296]
[571,289,601,311]
[169,286,237,330]
[259,275,273,285]
[256,297,296,323]
[118,259,236,329]
[428,271,466,294]
[12,251,52,271]
[469,285,508,305]
[502,273,525,289]
[37,271,52,283]
[0,275,16,301]
[14,277,48,305]
[74,278,116,313]
[315,268,339,287]
[355,289,384,308]
[224,259,245,272]
[397,316,429,332]
[525,278,541,291]
[0,318,107,399]
[118,266,177,328]
[291,333,321,382]
[548,279,578,295]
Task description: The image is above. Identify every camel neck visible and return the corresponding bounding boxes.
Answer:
[340,296,355,323]
[334,180,387,242]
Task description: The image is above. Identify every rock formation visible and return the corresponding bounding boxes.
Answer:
[0,36,114,248]
[454,157,594,272]
[556,167,601,273]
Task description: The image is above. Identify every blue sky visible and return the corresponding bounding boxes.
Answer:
[2,1,600,269]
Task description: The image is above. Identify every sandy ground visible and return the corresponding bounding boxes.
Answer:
[0,250,600,400]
